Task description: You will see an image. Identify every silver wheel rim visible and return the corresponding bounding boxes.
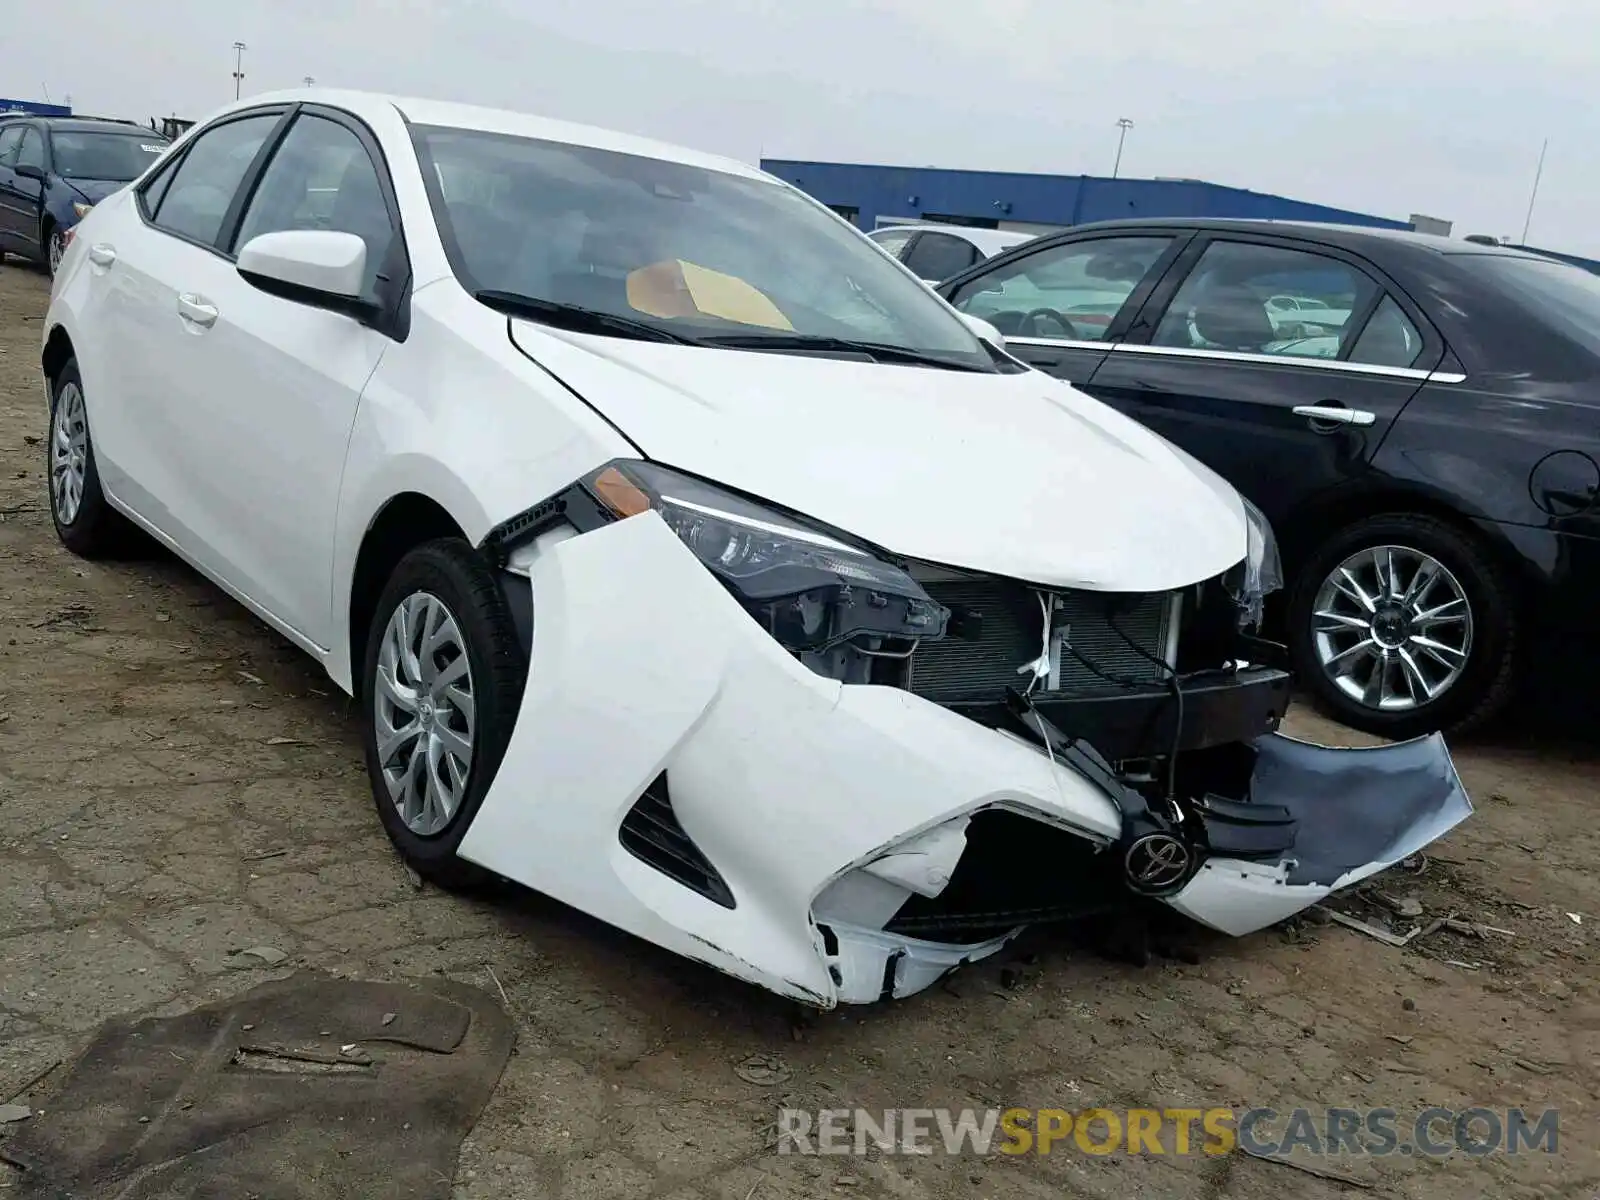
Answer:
[1311,544,1474,712]
[48,231,64,275]
[50,382,89,525]
[373,591,476,836]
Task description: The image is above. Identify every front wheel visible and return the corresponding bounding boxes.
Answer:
[360,539,527,889]
[1286,513,1519,739]
[45,224,66,278]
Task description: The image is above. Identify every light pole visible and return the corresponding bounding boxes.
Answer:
[303,76,316,87]
[232,41,248,100]
[1112,118,1134,179]
[1520,136,1548,244]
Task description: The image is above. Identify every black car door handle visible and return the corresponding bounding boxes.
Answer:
[1294,403,1376,428]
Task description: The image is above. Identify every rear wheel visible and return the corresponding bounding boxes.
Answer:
[360,539,526,888]
[47,359,128,558]
[1287,513,1519,739]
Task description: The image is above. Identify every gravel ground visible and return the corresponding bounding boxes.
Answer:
[0,260,1595,1198]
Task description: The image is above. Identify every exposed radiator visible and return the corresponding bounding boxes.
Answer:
[908,576,1175,701]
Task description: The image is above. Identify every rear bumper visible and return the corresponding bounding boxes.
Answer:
[459,513,1470,1006]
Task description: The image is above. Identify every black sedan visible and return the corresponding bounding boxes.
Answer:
[936,217,1600,738]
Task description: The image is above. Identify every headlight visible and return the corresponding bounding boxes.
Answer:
[72,202,94,220]
[581,460,949,652]
[1223,497,1283,630]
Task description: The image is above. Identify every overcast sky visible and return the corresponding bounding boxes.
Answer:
[10,0,1598,253]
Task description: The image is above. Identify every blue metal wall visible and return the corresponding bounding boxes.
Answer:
[0,98,72,116]
[760,160,1409,232]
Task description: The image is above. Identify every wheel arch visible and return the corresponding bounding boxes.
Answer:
[41,323,74,386]
[342,492,471,698]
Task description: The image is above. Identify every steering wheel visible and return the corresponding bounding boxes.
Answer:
[1020,307,1080,339]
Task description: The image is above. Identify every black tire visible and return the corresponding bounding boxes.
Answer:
[47,358,129,558]
[359,538,527,889]
[1287,513,1519,739]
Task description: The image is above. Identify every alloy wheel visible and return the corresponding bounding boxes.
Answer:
[50,382,89,525]
[1310,544,1474,712]
[373,590,477,836]
[48,231,64,276]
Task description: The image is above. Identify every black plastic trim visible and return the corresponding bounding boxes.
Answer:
[619,772,736,909]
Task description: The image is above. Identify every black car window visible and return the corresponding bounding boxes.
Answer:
[1347,295,1423,368]
[902,231,978,280]
[232,113,395,297]
[14,128,45,172]
[0,126,23,166]
[1153,240,1377,360]
[870,227,916,258]
[950,235,1173,341]
[51,132,167,182]
[150,114,279,248]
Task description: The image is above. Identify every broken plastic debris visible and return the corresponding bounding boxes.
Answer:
[382,1012,397,1026]
[734,1054,792,1085]
[0,1103,32,1123]
[228,946,289,967]
[1567,913,1583,925]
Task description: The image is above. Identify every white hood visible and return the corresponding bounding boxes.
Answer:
[510,322,1248,592]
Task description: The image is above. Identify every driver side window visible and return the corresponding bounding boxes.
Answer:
[948,236,1173,341]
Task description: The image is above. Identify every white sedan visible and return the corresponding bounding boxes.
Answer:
[40,89,1471,1006]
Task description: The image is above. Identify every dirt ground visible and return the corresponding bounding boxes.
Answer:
[0,260,1595,1199]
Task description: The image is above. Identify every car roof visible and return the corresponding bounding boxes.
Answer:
[873,222,1035,255]
[1,116,161,136]
[233,87,767,183]
[1043,216,1556,263]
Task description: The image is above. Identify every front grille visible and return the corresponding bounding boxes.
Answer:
[908,577,1173,700]
[618,772,735,909]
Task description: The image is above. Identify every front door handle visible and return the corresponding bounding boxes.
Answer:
[1293,404,1376,428]
[176,293,219,328]
[88,243,117,267]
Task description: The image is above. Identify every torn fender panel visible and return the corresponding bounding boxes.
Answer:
[1165,732,1472,937]
[455,511,1123,1006]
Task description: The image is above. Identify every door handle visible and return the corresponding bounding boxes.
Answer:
[1293,404,1376,428]
[176,293,219,328]
[88,243,117,267]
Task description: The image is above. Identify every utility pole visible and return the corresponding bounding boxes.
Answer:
[1112,118,1134,179]
[232,41,248,100]
[1520,136,1548,244]
[303,76,316,87]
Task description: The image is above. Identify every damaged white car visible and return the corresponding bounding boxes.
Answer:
[41,89,1472,1006]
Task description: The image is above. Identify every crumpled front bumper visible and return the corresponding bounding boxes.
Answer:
[456,512,1471,1007]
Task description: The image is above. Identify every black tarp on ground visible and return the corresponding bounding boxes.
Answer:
[2,975,513,1199]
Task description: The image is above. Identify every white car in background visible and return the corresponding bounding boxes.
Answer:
[40,89,1470,1007]
[867,222,1036,282]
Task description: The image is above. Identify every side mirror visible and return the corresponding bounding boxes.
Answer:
[14,162,46,181]
[236,230,375,319]
[956,310,1007,352]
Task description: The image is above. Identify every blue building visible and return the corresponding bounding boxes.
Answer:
[0,97,72,116]
[759,159,1412,235]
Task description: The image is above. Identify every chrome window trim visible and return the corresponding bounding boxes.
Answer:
[999,337,1467,383]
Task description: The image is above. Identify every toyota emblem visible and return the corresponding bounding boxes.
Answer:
[1124,833,1193,894]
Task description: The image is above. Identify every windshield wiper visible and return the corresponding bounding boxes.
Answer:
[697,333,989,371]
[475,290,698,345]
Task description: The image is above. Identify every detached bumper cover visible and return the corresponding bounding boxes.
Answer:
[459,512,1472,1006]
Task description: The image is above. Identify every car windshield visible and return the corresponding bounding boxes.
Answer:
[52,131,167,181]
[411,124,989,366]
[1459,253,1600,356]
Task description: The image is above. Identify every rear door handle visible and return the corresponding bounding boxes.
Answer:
[1293,404,1376,427]
[88,243,117,267]
[176,293,218,328]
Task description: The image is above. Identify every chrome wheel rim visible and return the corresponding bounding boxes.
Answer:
[1311,544,1474,712]
[50,382,89,525]
[48,231,64,276]
[373,591,476,836]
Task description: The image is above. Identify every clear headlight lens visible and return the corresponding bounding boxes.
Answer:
[1224,497,1283,630]
[582,460,949,652]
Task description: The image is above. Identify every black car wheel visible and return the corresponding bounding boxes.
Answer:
[1287,513,1519,739]
[47,359,129,558]
[360,538,527,889]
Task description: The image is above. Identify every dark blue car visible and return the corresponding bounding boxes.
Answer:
[0,117,169,276]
